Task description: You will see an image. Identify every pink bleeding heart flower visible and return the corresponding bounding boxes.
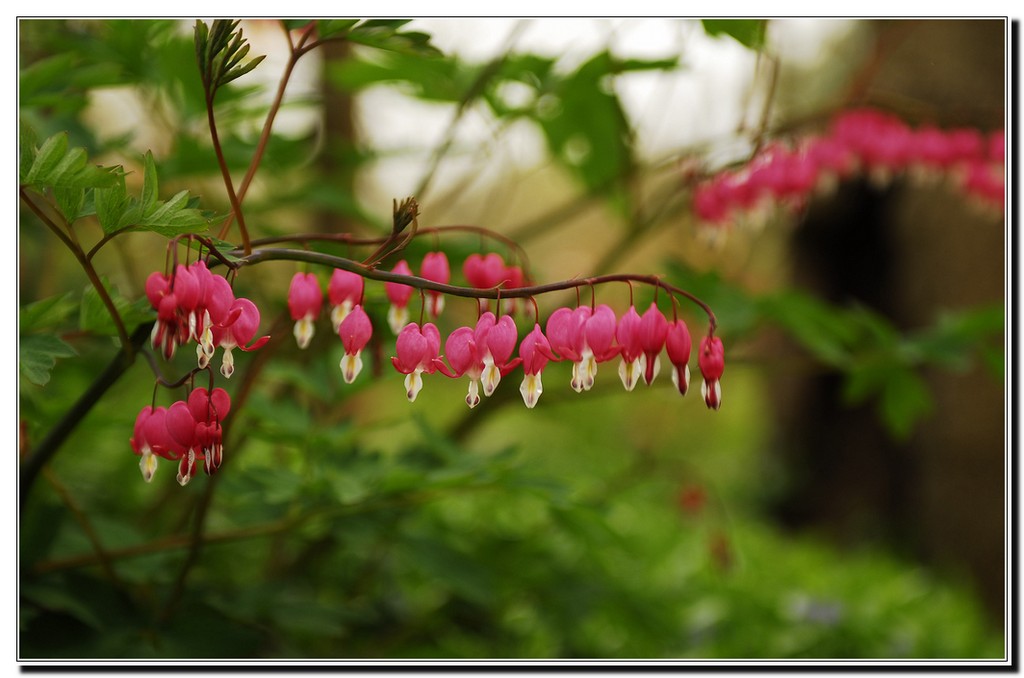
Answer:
[518,323,557,409]
[329,268,364,333]
[698,335,725,410]
[391,322,442,402]
[463,252,507,289]
[211,298,270,378]
[130,406,165,483]
[420,252,450,318]
[195,269,237,369]
[665,319,692,396]
[186,387,231,482]
[478,313,520,397]
[338,305,373,384]
[464,252,507,313]
[288,272,323,349]
[439,312,521,407]
[615,305,644,391]
[385,260,414,334]
[639,303,669,386]
[546,305,619,392]
[440,326,481,407]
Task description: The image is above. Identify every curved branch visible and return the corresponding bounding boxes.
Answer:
[233,247,717,330]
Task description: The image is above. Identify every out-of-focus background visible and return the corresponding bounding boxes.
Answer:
[19,19,1006,659]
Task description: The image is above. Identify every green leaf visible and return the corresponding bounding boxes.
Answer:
[701,19,768,50]
[20,293,78,333]
[760,292,859,367]
[54,185,86,223]
[20,335,77,386]
[535,51,632,192]
[93,158,213,238]
[21,131,117,191]
[141,152,158,212]
[94,175,132,233]
[316,19,360,38]
[879,368,933,439]
[78,280,154,336]
[19,122,38,180]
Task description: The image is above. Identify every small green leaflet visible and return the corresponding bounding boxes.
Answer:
[94,152,215,236]
[20,130,118,192]
[20,335,77,386]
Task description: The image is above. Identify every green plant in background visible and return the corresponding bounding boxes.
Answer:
[18,19,1004,662]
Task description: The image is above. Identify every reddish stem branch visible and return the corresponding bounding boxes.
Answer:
[20,187,133,354]
[235,247,717,331]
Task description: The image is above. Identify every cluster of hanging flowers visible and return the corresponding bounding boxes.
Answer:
[134,219,723,486]
[136,252,270,484]
[145,259,269,377]
[285,251,725,412]
[130,387,231,486]
[692,107,1006,229]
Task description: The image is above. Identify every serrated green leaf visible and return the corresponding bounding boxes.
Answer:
[701,19,768,50]
[94,175,131,233]
[141,152,158,211]
[54,186,85,223]
[20,335,77,386]
[20,293,77,333]
[23,132,68,185]
[21,131,117,191]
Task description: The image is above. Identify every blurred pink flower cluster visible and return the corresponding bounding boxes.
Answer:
[693,108,1005,228]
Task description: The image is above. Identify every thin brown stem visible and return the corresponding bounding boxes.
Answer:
[20,187,133,354]
[205,93,251,255]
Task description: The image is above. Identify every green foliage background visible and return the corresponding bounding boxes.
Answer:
[18,19,1004,661]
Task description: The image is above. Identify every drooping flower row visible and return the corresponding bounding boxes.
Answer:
[146,260,269,377]
[693,107,1006,228]
[320,295,725,411]
[130,387,231,485]
[286,251,528,347]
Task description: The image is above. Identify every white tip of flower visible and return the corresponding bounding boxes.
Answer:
[618,356,643,392]
[294,316,315,349]
[701,378,722,410]
[220,348,235,379]
[387,304,408,335]
[139,451,158,483]
[331,301,354,333]
[520,373,543,409]
[340,351,363,384]
[570,362,584,393]
[405,370,424,402]
[671,364,690,396]
[481,359,502,397]
[580,352,597,391]
[466,379,481,409]
[196,341,210,369]
[200,326,216,358]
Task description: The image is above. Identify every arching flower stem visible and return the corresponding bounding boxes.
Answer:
[232,247,718,332]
